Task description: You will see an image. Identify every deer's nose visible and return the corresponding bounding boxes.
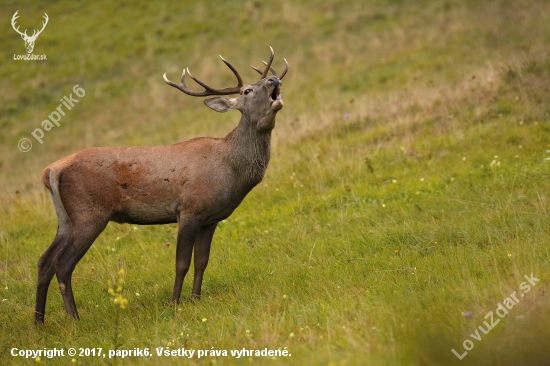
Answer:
[268,77,280,88]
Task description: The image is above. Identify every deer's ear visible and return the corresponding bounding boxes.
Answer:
[204,97,238,113]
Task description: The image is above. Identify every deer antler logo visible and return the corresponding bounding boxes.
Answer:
[11,11,49,54]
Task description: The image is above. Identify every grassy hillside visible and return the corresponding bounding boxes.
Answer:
[1,0,550,365]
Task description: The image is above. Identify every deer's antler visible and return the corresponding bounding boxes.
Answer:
[250,47,289,80]
[163,56,244,97]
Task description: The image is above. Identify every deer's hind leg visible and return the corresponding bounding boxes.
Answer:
[53,218,108,319]
[35,225,71,323]
[48,166,111,320]
[35,173,73,324]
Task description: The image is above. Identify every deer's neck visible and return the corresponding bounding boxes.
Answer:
[225,115,273,189]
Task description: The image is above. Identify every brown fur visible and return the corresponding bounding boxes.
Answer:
[41,168,51,192]
[34,69,285,323]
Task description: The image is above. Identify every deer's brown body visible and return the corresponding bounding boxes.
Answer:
[35,48,288,323]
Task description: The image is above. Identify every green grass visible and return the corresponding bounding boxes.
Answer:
[1,0,550,365]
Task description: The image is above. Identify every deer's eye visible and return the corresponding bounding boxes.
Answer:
[244,88,252,95]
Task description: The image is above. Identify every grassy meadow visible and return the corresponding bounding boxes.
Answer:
[1,0,550,364]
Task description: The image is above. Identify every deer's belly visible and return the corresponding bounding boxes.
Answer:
[109,180,250,226]
[110,200,179,225]
[179,185,250,225]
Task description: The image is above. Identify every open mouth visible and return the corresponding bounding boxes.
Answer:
[270,85,281,103]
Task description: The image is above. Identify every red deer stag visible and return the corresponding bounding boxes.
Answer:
[35,47,288,324]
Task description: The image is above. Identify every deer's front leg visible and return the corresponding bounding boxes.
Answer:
[192,223,218,299]
[171,218,202,303]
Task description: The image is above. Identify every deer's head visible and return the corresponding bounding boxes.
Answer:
[11,11,49,54]
[163,47,288,133]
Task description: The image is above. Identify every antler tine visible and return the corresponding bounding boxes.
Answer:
[252,57,288,80]
[162,69,195,97]
[279,58,289,80]
[163,55,243,97]
[250,65,263,75]
[261,46,275,79]
[261,61,277,76]
[219,55,244,87]
[185,67,215,91]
